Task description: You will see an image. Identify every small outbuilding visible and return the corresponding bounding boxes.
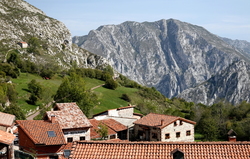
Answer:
[17,42,28,48]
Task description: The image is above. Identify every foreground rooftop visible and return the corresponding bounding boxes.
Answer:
[69,141,250,159]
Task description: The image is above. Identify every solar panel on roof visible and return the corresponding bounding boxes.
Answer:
[64,150,71,158]
[47,131,56,137]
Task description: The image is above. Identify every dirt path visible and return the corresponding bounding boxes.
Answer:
[27,102,53,120]
[91,84,105,90]
[27,111,40,120]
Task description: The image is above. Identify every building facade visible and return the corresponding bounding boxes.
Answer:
[134,113,196,142]
[44,103,92,142]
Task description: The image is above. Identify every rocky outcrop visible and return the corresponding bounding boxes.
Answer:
[0,0,110,69]
[73,19,250,104]
[221,37,250,61]
[178,60,250,105]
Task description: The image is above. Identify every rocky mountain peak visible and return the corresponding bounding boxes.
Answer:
[73,19,250,104]
[0,0,110,69]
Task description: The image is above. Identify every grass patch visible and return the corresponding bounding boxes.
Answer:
[12,73,62,112]
[84,77,105,90]
[92,86,138,114]
[12,73,141,116]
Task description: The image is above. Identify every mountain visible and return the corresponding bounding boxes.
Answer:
[178,60,250,105]
[73,19,250,104]
[221,37,250,60]
[0,0,109,69]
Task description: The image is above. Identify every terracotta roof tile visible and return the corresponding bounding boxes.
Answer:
[101,119,127,132]
[16,120,66,145]
[133,113,196,129]
[69,141,250,159]
[89,119,116,139]
[0,129,15,145]
[0,112,15,127]
[46,103,92,129]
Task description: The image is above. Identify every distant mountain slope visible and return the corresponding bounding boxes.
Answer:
[73,19,250,104]
[221,37,250,60]
[0,0,110,69]
[178,60,250,105]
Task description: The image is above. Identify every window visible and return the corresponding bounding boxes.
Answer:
[110,134,116,139]
[174,121,177,126]
[80,136,85,141]
[63,150,71,158]
[172,150,184,159]
[165,133,170,139]
[47,131,56,137]
[186,130,191,136]
[67,137,73,142]
[180,120,183,125]
[152,133,157,139]
[176,132,180,138]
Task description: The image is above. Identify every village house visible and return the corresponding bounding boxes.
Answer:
[93,105,142,127]
[93,105,142,140]
[67,140,250,159]
[0,112,15,133]
[17,42,28,48]
[44,103,92,142]
[16,120,67,159]
[0,130,15,159]
[100,118,128,140]
[89,119,117,140]
[133,113,196,142]
[89,118,128,140]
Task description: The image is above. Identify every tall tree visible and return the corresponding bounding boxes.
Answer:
[95,122,108,140]
[54,72,97,117]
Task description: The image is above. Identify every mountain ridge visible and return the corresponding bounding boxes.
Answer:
[0,0,110,69]
[73,19,250,105]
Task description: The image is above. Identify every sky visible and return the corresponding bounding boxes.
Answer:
[25,0,250,42]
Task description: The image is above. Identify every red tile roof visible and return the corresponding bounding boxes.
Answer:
[133,113,196,129]
[101,119,127,132]
[0,112,15,127]
[16,120,66,145]
[89,119,116,139]
[69,141,250,159]
[0,130,15,145]
[46,103,92,129]
[117,105,135,110]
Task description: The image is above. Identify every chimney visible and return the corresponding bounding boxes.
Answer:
[161,119,164,126]
[227,129,237,142]
[228,136,236,142]
[51,115,56,123]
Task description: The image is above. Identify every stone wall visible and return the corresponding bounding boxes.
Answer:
[161,119,194,142]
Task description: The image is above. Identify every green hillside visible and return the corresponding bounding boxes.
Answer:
[11,72,141,117]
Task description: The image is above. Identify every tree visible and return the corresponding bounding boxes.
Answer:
[95,122,108,140]
[28,79,43,98]
[4,104,26,120]
[103,65,114,76]
[27,37,41,55]
[197,111,218,141]
[54,72,97,117]
[121,93,131,102]
[105,78,118,90]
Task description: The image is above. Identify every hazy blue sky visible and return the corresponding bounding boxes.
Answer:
[25,0,250,41]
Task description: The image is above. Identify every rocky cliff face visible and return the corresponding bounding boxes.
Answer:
[221,37,250,61]
[73,19,250,104]
[0,0,110,69]
[178,60,250,105]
